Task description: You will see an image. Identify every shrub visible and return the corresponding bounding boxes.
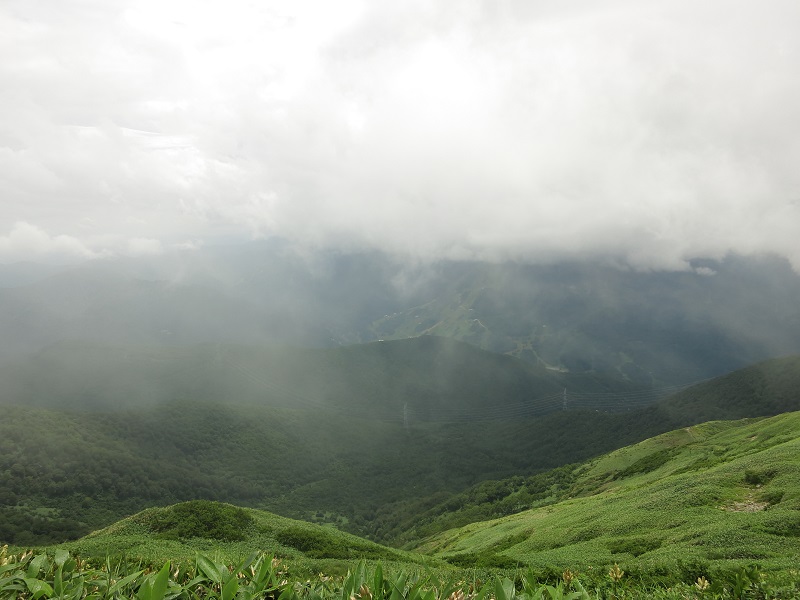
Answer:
[615,449,676,479]
[607,536,662,557]
[275,526,389,559]
[743,469,776,486]
[146,500,253,541]
[445,551,519,569]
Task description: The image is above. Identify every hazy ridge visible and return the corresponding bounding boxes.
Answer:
[2,247,800,384]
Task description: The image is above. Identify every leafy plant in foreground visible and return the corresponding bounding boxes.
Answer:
[2,545,798,599]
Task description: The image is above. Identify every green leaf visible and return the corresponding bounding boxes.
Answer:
[373,563,384,599]
[196,553,222,584]
[253,555,275,588]
[0,563,22,577]
[137,579,152,600]
[278,584,299,600]
[388,573,407,600]
[474,579,494,600]
[237,551,260,576]
[54,564,64,597]
[24,577,54,600]
[495,578,516,600]
[109,569,145,595]
[26,554,49,578]
[150,562,171,600]
[420,589,436,600]
[221,573,239,600]
[66,575,85,600]
[54,549,70,568]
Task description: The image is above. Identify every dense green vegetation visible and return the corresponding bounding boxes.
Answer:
[6,543,799,600]
[6,410,800,599]
[144,501,253,542]
[414,411,800,576]
[60,501,410,567]
[0,401,648,547]
[394,356,800,542]
[5,486,800,597]
[4,403,800,597]
[2,348,799,547]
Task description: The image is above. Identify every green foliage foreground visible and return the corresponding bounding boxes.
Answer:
[2,545,799,600]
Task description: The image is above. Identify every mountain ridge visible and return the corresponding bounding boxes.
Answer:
[3,247,800,384]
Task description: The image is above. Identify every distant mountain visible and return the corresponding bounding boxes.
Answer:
[650,354,800,422]
[367,256,800,384]
[2,243,799,383]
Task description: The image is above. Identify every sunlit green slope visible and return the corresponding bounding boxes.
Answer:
[414,411,800,572]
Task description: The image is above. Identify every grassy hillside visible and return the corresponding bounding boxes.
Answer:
[2,350,799,548]
[414,411,800,574]
[7,414,800,598]
[651,354,800,422]
[61,500,421,570]
[351,355,800,544]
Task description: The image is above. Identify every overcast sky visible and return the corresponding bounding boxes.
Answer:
[1,0,799,270]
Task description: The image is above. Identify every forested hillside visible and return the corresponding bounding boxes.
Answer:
[2,348,799,547]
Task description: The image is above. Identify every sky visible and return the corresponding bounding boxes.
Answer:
[1,0,799,270]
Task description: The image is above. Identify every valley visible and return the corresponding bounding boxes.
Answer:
[2,250,800,596]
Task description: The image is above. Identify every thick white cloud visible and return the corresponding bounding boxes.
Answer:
[0,222,97,263]
[1,0,799,269]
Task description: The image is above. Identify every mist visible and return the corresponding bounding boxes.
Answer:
[2,0,800,271]
[1,242,798,388]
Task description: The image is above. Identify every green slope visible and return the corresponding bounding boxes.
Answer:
[414,411,800,573]
[2,351,800,548]
[60,500,421,569]
[350,355,800,545]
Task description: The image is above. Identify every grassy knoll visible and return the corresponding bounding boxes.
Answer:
[53,500,430,575]
[414,411,800,576]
